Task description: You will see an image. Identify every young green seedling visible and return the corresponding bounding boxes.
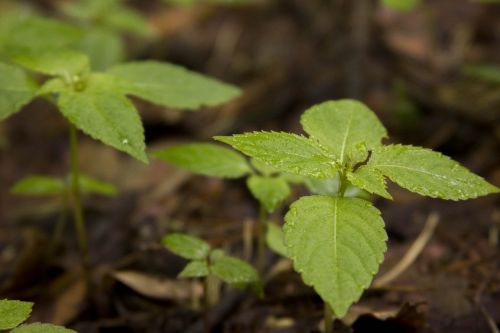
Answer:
[0,12,240,269]
[0,299,75,332]
[162,233,261,331]
[215,99,499,327]
[154,143,292,272]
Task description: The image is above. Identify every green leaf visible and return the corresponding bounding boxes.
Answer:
[246,175,290,212]
[215,132,337,178]
[74,28,125,71]
[301,100,387,164]
[284,196,387,317]
[79,175,117,196]
[266,223,287,257]
[9,48,89,79]
[463,64,500,84]
[210,249,225,261]
[104,7,153,37]
[108,61,241,109]
[210,255,261,292]
[0,299,33,330]
[0,62,37,120]
[369,144,500,200]
[0,14,82,53]
[347,166,392,200]
[11,323,76,333]
[381,0,421,11]
[57,74,147,163]
[179,260,209,278]
[10,176,65,196]
[154,143,251,178]
[162,233,211,260]
[250,158,279,176]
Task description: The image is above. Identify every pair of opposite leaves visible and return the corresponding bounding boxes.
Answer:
[1,48,240,162]
[162,99,499,317]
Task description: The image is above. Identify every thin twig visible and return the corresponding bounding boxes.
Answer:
[374,213,440,287]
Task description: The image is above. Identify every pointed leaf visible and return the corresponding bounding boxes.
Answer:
[79,175,117,196]
[108,61,240,109]
[369,144,499,200]
[0,62,37,120]
[266,223,288,257]
[11,323,76,333]
[284,196,387,317]
[0,299,33,330]
[179,260,209,278]
[9,48,89,78]
[210,255,261,294]
[301,100,387,164]
[10,176,66,196]
[246,175,290,212]
[215,132,337,178]
[154,143,251,178]
[57,74,147,163]
[162,233,210,260]
[347,166,392,200]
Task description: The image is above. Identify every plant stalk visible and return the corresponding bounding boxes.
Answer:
[324,303,333,333]
[69,124,89,271]
[257,204,268,274]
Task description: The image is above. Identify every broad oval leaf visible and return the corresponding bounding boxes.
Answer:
[154,143,251,178]
[10,176,65,196]
[11,323,76,333]
[0,299,33,330]
[0,62,37,120]
[179,260,209,278]
[79,174,118,196]
[108,61,240,109]
[301,100,387,164]
[57,74,147,163]
[210,255,261,295]
[284,196,387,317]
[215,132,337,178]
[246,175,290,212]
[369,144,500,200]
[9,48,89,79]
[162,233,211,260]
[266,223,288,257]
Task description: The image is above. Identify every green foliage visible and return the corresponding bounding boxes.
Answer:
[57,73,147,162]
[109,61,241,109]
[266,223,287,257]
[11,323,76,333]
[284,196,387,317]
[74,28,124,71]
[301,100,387,164]
[366,144,499,200]
[217,99,499,316]
[0,299,33,330]
[215,132,337,178]
[463,64,500,84]
[0,62,37,120]
[11,174,117,197]
[163,233,261,293]
[162,233,211,260]
[246,175,290,212]
[381,0,421,12]
[164,0,254,6]
[154,143,251,178]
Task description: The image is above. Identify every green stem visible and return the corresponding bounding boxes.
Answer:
[49,189,69,256]
[69,124,89,270]
[257,204,268,274]
[324,303,333,333]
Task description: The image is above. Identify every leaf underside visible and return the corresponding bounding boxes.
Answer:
[284,196,387,317]
[247,175,290,212]
[11,323,76,333]
[154,143,251,178]
[162,233,211,260]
